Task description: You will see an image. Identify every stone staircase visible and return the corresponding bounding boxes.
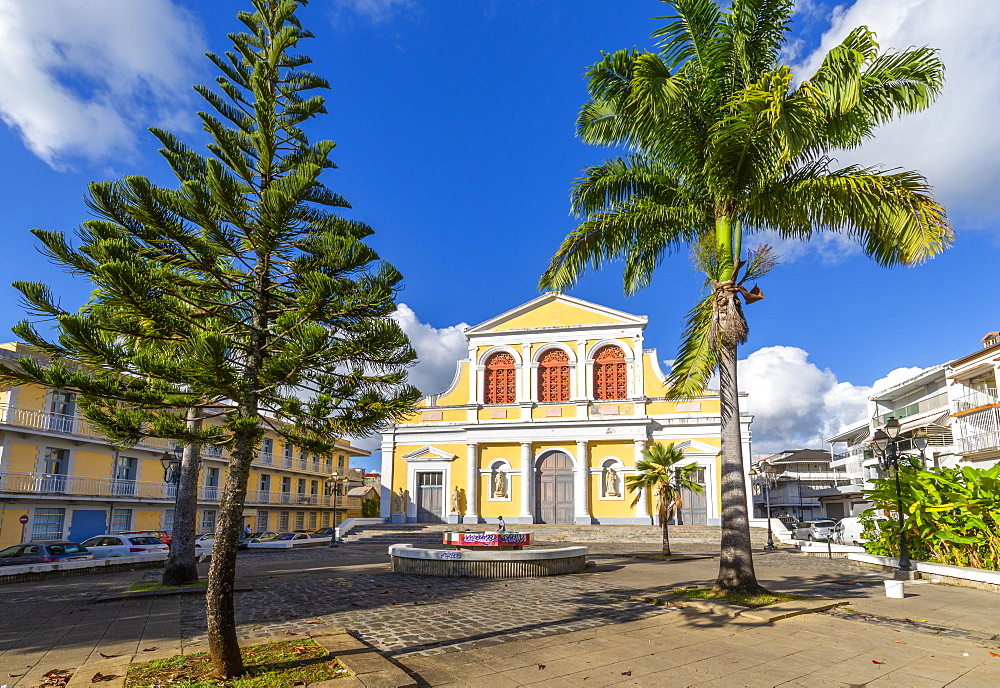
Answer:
[340,522,771,547]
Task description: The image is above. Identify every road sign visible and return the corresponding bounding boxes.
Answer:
[19,515,28,524]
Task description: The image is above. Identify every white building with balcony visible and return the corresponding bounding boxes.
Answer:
[947,331,1000,467]
[749,449,847,521]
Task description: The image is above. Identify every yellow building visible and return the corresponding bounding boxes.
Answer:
[0,342,369,547]
[380,294,752,526]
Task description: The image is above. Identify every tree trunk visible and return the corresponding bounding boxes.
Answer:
[714,338,767,594]
[659,489,671,556]
[205,427,255,677]
[162,409,202,586]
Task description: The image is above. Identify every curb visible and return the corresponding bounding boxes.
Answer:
[64,628,415,688]
[95,583,253,603]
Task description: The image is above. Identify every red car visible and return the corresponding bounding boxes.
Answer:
[121,530,172,546]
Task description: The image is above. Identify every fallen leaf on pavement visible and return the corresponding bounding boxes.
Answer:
[306,620,319,624]
[97,652,117,659]
[91,671,118,683]
[989,652,1000,657]
[892,641,906,645]
[872,661,885,665]
[622,670,632,675]
[7,673,23,677]
[535,663,545,670]
[142,647,158,652]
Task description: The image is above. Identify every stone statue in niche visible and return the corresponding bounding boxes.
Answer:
[450,485,462,514]
[604,465,620,497]
[392,487,405,514]
[492,470,507,498]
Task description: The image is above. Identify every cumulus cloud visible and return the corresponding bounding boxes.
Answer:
[794,0,1000,223]
[739,345,923,452]
[392,303,469,398]
[0,0,204,166]
[331,0,413,23]
[354,303,468,464]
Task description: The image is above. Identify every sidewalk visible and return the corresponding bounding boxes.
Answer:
[2,544,999,687]
[399,605,998,687]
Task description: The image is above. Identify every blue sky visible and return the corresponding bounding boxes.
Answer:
[0,0,998,472]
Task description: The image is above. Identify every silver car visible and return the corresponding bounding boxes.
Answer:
[792,520,837,542]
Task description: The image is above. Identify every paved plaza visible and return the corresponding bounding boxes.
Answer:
[1,539,999,687]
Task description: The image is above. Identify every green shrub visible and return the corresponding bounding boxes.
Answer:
[862,463,1000,571]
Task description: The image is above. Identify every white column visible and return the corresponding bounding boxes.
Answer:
[634,440,650,522]
[468,344,478,403]
[575,340,588,400]
[465,442,479,523]
[575,440,592,524]
[519,441,534,522]
[379,432,395,519]
[521,343,532,402]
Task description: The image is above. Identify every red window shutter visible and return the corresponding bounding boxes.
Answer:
[538,349,570,402]
[484,352,516,404]
[593,345,627,400]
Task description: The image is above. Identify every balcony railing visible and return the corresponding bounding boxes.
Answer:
[954,388,999,414]
[0,403,171,451]
[1,471,173,500]
[958,430,1000,455]
[259,451,274,466]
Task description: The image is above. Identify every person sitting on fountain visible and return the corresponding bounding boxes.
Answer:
[497,516,505,532]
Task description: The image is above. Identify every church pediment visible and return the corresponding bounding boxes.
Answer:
[466,293,646,334]
[403,446,458,462]
[671,439,719,455]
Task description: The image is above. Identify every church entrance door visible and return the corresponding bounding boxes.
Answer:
[535,452,574,524]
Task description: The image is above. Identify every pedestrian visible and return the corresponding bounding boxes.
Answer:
[243,523,251,538]
[497,516,505,532]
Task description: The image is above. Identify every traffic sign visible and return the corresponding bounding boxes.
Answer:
[18,515,28,524]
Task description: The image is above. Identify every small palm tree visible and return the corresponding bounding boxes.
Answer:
[626,443,705,555]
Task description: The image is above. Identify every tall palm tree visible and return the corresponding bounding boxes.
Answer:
[626,443,705,555]
[539,0,951,593]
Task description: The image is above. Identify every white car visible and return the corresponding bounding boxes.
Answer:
[80,534,169,558]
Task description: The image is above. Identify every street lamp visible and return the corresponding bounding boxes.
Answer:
[160,447,182,484]
[912,428,929,468]
[748,463,779,551]
[325,473,344,548]
[872,417,915,580]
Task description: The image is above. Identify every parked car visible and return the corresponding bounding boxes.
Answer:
[80,534,170,558]
[239,531,279,549]
[0,541,95,566]
[792,520,837,542]
[272,532,312,541]
[833,516,886,546]
[121,530,172,546]
[194,533,216,548]
[310,527,336,538]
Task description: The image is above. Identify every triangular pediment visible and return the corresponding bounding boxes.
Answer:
[466,293,646,334]
[403,446,457,462]
[672,439,719,455]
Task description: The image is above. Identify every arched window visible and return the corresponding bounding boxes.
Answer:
[593,345,627,400]
[484,351,516,404]
[538,348,570,402]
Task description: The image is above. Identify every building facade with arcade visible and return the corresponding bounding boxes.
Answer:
[380,294,752,526]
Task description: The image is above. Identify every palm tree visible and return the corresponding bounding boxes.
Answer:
[626,443,705,555]
[540,0,951,594]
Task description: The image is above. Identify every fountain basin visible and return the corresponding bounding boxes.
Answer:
[388,543,587,578]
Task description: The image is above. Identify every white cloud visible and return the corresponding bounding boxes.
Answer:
[392,303,469,398]
[738,345,923,452]
[0,0,204,166]
[794,0,1000,224]
[332,0,413,23]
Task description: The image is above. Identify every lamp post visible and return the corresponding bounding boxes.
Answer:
[159,448,181,485]
[749,463,778,551]
[912,428,929,467]
[325,473,343,548]
[872,417,915,580]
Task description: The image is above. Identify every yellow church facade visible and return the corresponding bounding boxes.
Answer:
[380,294,751,526]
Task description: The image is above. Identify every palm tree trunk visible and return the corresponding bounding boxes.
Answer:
[714,338,767,594]
[659,489,671,556]
[162,408,201,586]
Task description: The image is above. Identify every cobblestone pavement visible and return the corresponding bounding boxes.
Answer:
[180,552,677,656]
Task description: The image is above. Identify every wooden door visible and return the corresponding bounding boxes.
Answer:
[535,452,574,524]
[416,472,444,523]
[678,469,708,525]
